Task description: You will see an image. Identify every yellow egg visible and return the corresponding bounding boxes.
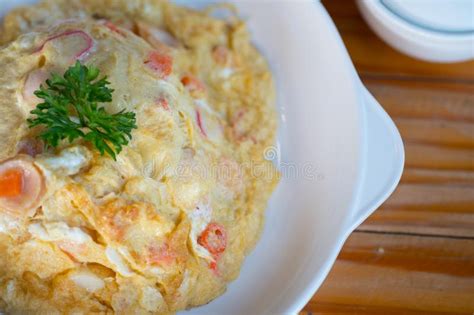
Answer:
[0,0,279,313]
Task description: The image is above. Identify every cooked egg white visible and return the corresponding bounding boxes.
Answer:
[28,222,92,243]
[188,203,214,262]
[38,146,91,176]
[105,247,135,277]
[69,271,105,293]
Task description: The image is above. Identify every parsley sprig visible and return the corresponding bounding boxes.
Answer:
[27,61,137,159]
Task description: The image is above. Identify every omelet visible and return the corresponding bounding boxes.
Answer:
[0,0,279,314]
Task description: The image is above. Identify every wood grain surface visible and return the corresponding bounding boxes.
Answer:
[302,1,474,314]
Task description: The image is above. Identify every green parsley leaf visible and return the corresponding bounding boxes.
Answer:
[27,61,137,160]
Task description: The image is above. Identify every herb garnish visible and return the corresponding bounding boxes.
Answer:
[27,61,137,159]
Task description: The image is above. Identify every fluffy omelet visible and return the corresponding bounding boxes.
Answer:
[0,0,279,314]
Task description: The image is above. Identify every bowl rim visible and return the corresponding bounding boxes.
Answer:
[287,3,405,313]
[281,2,368,313]
[357,0,474,62]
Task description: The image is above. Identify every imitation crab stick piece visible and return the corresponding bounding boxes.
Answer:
[198,222,227,256]
[0,156,45,217]
[0,169,23,198]
[212,45,230,65]
[230,109,257,143]
[22,69,49,108]
[147,242,177,266]
[17,139,44,157]
[35,30,94,61]
[181,75,206,97]
[103,21,127,37]
[135,22,179,50]
[195,109,207,137]
[155,97,170,111]
[145,51,173,79]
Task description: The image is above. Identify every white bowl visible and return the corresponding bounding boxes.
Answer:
[0,1,404,314]
[357,0,474,63]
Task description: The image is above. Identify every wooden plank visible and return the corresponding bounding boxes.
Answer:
[360,209,474,238]
[363,177,474,237]
[381,184,474,213]
[300,303,455,315]
[321,0,474,81]
[404,143,474,170]
[302,232,474,314]
[396,118,474,148]
[364,80,474,123]
[402,168,474,185]
[357,78,474,237]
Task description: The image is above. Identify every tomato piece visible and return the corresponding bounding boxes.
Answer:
[0,169,23,198]
[145,51,173,79]
[198,223,227,256]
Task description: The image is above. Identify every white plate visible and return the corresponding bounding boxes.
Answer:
[0,1,404,314]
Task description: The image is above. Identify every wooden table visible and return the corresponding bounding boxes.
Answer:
[301,2,474,314]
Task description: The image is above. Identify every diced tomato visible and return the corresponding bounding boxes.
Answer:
[196,109,207,137]
[145,51,173,79]
[104,21,127,37]
[0,169,23,198]
[181,75,206,97]
[198,223,227,256]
